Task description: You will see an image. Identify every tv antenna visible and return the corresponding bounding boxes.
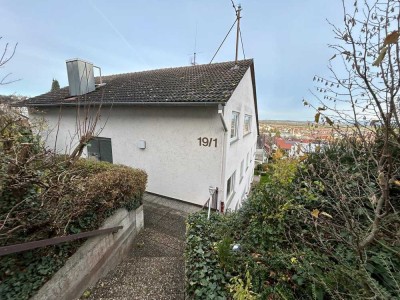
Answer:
[190,23,202,65]
[209,2,245,64]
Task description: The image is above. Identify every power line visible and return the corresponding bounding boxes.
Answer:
[230,0,237,11]
[209,19,237,64]
[239,28,246,59]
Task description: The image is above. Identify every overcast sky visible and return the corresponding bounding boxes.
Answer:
[0,0,343,120]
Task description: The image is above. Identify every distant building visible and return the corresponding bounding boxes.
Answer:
[22,59,259,212]
[289,142,319,157]
[274,137,295,153]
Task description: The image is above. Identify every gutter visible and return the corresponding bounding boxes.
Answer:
[16,101,225,108]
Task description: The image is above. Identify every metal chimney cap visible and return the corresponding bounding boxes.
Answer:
[66,58,93,65]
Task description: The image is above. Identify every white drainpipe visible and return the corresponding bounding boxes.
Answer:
[218,104,228,213]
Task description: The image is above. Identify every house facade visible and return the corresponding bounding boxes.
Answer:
[25,59,259,211]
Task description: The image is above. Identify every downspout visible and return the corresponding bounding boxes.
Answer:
[218,104,228,132]
[218,104,228,213]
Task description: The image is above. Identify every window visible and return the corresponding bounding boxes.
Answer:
[87,137,113,163]
[246,152,249,170]
[226,171,236,198]
[240,160,244,182]
[244,115,252,135]
[231,112,239,141]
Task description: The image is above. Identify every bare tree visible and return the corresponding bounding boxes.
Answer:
[67,70,110,162]
[294,1,400,297]
[0,37,18,85]
[304,0,400,250]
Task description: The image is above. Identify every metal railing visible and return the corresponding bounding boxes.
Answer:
[202,187,219,219]
[0,226,123,257]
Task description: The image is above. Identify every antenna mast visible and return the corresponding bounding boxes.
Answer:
[192,23,198,66]
[235,4,242,64]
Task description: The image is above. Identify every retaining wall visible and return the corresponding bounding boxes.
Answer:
[31,205,144,300]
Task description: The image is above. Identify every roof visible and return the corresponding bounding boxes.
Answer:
[24,59,255,107]
[275,137,296,150]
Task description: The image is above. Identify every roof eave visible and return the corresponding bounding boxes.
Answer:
[249,61,260,136]
[17,101,226,108]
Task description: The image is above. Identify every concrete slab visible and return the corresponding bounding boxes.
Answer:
[143,192,201,215]
[82,194,198,300]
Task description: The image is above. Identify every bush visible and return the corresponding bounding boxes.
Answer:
[185,212,228,300]
[186,142,400,299]
[0,108,148,299]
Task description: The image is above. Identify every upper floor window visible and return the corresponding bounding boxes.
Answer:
[244,114,252,135]
[227,171,236,198]
[231,112,239,141]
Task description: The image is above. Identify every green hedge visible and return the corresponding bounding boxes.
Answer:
[0,155,147,299]
[185,212,228,299]
[185,142,400,299]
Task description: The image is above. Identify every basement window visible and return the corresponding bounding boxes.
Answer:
[231,111,239,141]
[87,137,113,163]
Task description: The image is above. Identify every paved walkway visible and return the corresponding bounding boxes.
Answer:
[84,193,200,300]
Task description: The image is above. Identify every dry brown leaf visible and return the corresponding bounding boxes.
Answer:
[383,31,400,46]
[372,46,388,66]
[315,113,321,124]
[320,212,333,218]
[311,209,320,218]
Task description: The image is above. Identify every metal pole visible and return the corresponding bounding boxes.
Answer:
[235,5,242,64]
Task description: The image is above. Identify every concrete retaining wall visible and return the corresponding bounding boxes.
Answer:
[31,205,144,300]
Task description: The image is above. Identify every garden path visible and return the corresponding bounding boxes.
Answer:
[84,193,200,300]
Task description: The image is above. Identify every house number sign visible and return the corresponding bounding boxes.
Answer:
[198,137,217,147]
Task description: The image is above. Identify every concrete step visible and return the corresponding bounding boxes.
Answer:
[143,204,187,241]
[81,194,193,300]
[131,228,184,257]
[85,257,185,300]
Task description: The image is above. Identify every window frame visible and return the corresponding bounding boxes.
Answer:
[226,171,236,199]
[87,137,113,163]
[243,114,252,135]
[230,111,240,142]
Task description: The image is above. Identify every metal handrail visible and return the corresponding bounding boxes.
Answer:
[201,198,211,210]
[0,226,123,257]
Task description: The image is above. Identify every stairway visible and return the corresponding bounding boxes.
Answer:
[84,193,200,300]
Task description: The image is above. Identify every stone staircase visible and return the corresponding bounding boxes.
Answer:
[84,193,200,300]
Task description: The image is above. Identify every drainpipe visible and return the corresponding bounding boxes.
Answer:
[218,104,228,213]
[218,104,228,132]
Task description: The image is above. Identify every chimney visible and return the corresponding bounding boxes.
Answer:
[66,58,95,96]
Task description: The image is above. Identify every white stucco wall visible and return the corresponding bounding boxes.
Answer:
[30,66,258,209]
[222,68,258,211]
[34,105,225,206]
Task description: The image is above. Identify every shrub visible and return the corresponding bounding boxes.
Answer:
[186,140,400,299]
[0,109,148,299]
[185,212,228,300]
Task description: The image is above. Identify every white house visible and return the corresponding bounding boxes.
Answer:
[23,59,259,211]
[288,142,322,158]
